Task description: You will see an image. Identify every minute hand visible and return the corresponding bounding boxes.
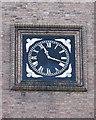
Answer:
[42,47,66,64]
[47,56,66,64]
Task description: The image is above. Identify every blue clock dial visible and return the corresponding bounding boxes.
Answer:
[28,40,69,76]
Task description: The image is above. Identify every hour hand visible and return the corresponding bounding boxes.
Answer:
[39,44,49,56]
[43,47,49,56]
[42,47,66,64]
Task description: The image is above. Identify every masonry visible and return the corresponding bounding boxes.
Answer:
[1,2,94,118]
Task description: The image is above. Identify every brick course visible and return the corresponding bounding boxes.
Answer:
[1,2,94,118]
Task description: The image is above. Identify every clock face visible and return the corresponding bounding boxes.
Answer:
[28,40,69,76]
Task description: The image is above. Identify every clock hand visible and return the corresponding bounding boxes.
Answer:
[42,47,49,56]
[47,56,66,64]
[42,47,66,64]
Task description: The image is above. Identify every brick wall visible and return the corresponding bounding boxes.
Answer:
[94,1,96,118]
[2,2,94,118]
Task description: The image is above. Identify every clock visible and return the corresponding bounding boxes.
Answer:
[11,24,87,91]
[28,40,70,76]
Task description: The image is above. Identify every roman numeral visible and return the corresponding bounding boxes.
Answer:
[46,42,51,48]
[55,67,59,72]
[54,44,58,49]
[31,56,37,60]
[38,66,43,73]
[61,57,67,60]
[59,50,65,54]
[32,61,38,67]
[59,62,65,67]
[39,44,44,49]
[47,68,51,75]
[33,49,39,53]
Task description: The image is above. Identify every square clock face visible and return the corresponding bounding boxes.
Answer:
[22,35,75,82]
[11,25,87,91]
